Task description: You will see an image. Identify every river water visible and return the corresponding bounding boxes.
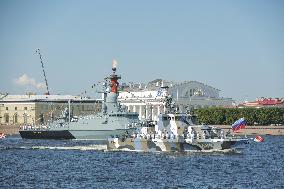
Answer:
[0,136,283,189]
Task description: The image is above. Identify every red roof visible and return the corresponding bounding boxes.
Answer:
[239,98,284,107]
[256,98,284,105]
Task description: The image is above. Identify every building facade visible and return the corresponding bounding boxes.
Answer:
[118,89,167,121]
[0,95,101,126]
[238,98,284,108]
[169,81,234,109]
[118,80,234,120]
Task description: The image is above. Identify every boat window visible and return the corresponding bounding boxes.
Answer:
[176,115,190,124]
[162,116,169,121]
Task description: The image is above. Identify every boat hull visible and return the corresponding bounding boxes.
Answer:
[108,138,199,152]
[189,138,248,150]
[19,130,75,140]
[19,129,133,142]
[107,138,248,152]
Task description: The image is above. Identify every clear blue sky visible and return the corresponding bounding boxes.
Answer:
[0,0,283,102]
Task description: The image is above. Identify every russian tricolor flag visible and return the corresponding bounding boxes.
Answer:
[232,118,246,131]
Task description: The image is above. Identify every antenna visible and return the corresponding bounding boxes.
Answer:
[36,49,50,95]
[112,59,118,72]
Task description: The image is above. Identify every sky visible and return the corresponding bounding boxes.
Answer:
[0,0,283,102]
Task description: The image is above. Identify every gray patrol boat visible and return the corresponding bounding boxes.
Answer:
[19,63,139,141]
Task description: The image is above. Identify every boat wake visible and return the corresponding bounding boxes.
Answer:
[187,148,241,154]
[0,145,108,151]
[31,145,108,151]
[182,148,243,156]
[106,148,242,155]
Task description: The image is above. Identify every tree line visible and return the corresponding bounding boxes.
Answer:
[193,107,284,126]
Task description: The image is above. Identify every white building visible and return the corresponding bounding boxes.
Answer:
[169,81,234,109]
[118,79,234,120]
[0,95,101,125]
[118,89,167,121]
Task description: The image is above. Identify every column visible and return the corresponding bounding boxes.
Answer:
[139,105,142,120]
[133,105,136,113]
[145,105,148,120]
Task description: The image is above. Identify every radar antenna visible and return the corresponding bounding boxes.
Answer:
[35,49,50,95]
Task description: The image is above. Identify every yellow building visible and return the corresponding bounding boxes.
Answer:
[0,95,101,125]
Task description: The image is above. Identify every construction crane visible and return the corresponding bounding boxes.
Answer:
[35,49,50,95]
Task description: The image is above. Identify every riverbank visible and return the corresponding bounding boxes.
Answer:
[1,124,284,136]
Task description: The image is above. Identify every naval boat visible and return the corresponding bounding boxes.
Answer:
[107,93,249,152]
[107,113,248,152]
[19,63,139,141]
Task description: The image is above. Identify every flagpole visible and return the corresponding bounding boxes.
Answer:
[244,117,247,138]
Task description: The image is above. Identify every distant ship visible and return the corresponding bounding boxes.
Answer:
[19,62,140,142]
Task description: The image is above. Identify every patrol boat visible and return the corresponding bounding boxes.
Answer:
[19,63,139,141]
[107,94,248,152]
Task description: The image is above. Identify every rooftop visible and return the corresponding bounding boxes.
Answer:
[0,95,98,103]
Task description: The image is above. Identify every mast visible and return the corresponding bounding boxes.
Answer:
[108,59,121,94]
[68,99,71,123]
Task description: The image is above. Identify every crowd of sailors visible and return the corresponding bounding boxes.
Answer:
[130,127,227,140]
[20,122,67,131]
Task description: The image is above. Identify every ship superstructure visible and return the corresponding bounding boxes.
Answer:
[19,62,140,141]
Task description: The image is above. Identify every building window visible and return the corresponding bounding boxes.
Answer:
[13,113,18,124]
[15,107,17,110]
[184,91,189,97]
[50,112,54,122]
[190,89,197,96]
[6,107,8,111]
[4,113,9,123]
[24,107,27,110]
[23,113,28,124]
[40,113,44,125]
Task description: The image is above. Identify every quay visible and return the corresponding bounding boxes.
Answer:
[0,124,20,135]
[1,124,284,136]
